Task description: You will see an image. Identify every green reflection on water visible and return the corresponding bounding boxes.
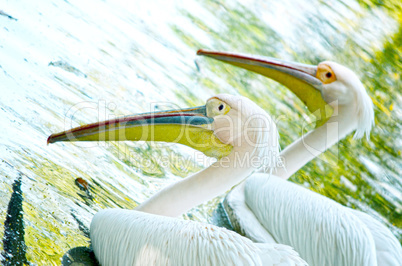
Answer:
[1,142,203,262]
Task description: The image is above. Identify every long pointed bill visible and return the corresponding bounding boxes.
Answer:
[197,49,333,127]
[47,106,232,159]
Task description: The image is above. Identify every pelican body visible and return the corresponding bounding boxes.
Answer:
[197,50,402,266]
[48,94,307,265]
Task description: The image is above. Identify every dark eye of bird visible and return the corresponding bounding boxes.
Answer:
[218,104,224,111]
[326,72,332,78]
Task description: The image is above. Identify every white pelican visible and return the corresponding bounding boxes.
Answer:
[197,50,402,266]
[48,94,307,265]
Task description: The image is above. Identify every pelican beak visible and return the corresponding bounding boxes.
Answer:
[47,106,232,159]
[197,49,333,127]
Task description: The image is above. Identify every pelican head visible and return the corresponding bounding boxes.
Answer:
[48,94,278,168]
[197,50,374,139]
[210,94,279,169]
[315,61,374,139]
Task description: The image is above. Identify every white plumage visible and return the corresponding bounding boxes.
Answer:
[226,174,402,266]
[240,175,377,265]
[350,210,402,266]
[91,209,307,266]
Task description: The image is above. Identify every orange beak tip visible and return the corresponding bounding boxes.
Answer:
[47,135,54,145]
[197,49,206,55]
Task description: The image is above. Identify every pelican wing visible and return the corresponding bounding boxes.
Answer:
[90,209,307,266]
[350,209,402,265]
[224,174,378,266]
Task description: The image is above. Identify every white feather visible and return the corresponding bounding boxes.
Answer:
[353,80,375,140]
[91,209,307,266]
[225,175,402,265]
[350,210,402,266]
[226,175,378,266]
[216,94,280,171]
[224,181,277,244]
[323,62,375,140]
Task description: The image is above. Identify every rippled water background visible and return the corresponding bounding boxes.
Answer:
[0,0,401,263]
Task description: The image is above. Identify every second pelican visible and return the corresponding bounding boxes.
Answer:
[198,50,401,266]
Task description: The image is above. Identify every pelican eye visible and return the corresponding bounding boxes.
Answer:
[317,63,336,84]
[206,98,231,117]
